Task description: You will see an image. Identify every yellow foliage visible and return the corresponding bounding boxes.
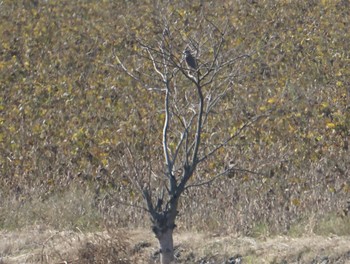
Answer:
[291,198,300,206]
[267,97,277,104]
[259,105,267,111]
[336,81,343,87]
[320,102,329,108]
[0,1,349,222]
[326,122,336,129]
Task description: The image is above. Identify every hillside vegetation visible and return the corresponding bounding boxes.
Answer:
[0,0,349,237]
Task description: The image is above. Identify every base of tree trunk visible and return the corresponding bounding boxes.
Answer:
[157,228,174,264]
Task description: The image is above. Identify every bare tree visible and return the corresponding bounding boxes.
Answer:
[116,20,260,264]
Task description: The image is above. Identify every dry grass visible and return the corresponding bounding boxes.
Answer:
[0,186,103,231]
[0,227,132,264]
[1,227,350,264]
[1,178,349,238]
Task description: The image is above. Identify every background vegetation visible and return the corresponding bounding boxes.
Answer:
[1,0,349,239]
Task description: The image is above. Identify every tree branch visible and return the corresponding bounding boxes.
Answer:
[185,166,269,190]
[198,114,268,163]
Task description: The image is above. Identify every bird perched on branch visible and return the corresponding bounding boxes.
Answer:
[184,48,198,71]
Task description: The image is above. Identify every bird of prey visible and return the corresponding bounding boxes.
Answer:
[184,48,198,70]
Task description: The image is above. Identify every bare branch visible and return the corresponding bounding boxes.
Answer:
[198,114,268,163]
[101,187,150,213]
[163,80,174,181]
[115,55,142,82]
[185,166,268,190]
[172,112,197,168]
[142,188,155,216]
[201,53,251,88]
[114,56,165,92]
[124,146,145,193]
[185,169,228,189]
[191,84,204,166]
[146,47,166,81]
[202,85,231,127]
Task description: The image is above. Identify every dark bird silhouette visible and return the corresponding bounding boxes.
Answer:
[184,49,198,70]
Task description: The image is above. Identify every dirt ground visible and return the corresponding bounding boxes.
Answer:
[0,227,349,264]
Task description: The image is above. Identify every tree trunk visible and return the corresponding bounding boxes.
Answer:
[157,228,174,264]
[151,211,177,264]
